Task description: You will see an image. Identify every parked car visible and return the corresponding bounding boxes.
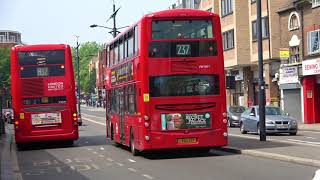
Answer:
[239,106,298,135]
[227,106,246,127]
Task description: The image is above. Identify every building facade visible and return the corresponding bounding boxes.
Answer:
[0,30,22,48]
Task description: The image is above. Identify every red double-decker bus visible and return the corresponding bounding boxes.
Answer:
[105,9,227,155]
[11,44,79,147]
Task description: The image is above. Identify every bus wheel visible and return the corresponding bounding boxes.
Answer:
[111,126,120,147]
[16,143,24,151]
[130,131,139,156]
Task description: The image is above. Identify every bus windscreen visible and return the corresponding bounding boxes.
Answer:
[152,20,213,40]
[18,50,65,66]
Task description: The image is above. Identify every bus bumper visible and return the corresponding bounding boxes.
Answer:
[15,130,79,143]
[138,129,228,150]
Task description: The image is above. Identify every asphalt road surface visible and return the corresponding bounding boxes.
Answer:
[11,106,318,180]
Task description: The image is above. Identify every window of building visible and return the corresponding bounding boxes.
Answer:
[252,17,269,41]
[0,35,5,43]
[308,29,320,54]
[221,0,233,17]
[222,29,234,50]
[288,12,300,31]
[289,46,300,64]
[10,36,16,43]
[312,0,320,8]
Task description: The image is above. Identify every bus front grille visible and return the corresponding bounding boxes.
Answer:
[22,79,44,96]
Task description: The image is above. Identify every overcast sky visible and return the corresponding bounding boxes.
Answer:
[1,0,176,46]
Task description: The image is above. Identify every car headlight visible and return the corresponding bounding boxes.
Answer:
[290,120,297,125]
[231,116,239,120]
[266,120,274,124]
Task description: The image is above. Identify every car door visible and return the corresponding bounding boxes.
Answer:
[247,108,257,132]
[241,108,251,131]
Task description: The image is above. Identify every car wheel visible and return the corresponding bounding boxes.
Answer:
[228,118,232,127]
[130,131,139,156]
[240,122,247,134]
[289,132,297,136]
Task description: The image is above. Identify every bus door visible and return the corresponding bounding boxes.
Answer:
[119,88,125,142]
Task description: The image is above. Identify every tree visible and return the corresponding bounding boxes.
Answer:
[0,48,10,88]
[71,41,102,94]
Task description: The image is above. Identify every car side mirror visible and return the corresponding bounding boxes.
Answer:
[249,113,255,116]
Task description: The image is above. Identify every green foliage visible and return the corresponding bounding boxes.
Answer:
[0,48,11,89]
[72,41,103,94]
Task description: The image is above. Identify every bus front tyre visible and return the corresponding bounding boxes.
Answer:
[16,143,24,151]
[130,132,139,156]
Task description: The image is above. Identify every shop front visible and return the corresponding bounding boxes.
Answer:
[302,58,320,124]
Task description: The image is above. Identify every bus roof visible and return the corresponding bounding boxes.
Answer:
[12,44,70,51]
[144,9,218,19]
[107,9,219,46]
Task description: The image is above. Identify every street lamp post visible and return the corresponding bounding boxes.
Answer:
[257,0,266,141]
[75,35,82,126]
[89,0,128,38]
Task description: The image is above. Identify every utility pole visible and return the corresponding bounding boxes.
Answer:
[75,35,82,125]
[257,0,266,141]
[112,0,117,38]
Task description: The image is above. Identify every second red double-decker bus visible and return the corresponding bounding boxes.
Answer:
[105,9,227,155]
[11,44,79,147]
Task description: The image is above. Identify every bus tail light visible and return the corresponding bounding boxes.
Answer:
[144,122,150,128]
[145,136,150,141]
[15,121,19,125]
[223,119,227,124]
[73,113,77,121]
[223,132,228,137]
[222,112,227,118]
[144,116,149,121]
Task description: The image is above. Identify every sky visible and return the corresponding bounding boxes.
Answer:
[0,0,176,47]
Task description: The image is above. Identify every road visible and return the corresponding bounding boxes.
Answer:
[11,106,318,180]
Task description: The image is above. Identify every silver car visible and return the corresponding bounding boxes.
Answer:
[239,106,298,135]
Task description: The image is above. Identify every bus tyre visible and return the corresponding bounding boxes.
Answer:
[240,122,247,134]
[16,143,24,151]
[111,126,120,147]
[130,131,139,156]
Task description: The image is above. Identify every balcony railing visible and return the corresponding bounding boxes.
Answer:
[0,39,21,44]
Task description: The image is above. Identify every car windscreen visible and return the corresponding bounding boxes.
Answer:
[150,74,220,97]
[152,20,213,40]
[230,106,245,113]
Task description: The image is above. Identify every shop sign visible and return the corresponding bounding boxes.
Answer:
[280,50,290,61]
[279,66,298,84]
[302,58,320,76]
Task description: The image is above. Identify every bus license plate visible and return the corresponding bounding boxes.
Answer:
[31,113,62,125]
[177,138,197,144]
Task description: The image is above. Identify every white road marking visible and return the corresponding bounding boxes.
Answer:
[107,158,114,162]
[128,168,137,172]
[100,147,105,150]
[300,131,320,134]
[91,164,101,170]
[116,162,124,167]
[128,159,136,163]
[82,113,105,120]
[86,148,93,151]
[93,151,98,154]
[142,174,154,179]
[286,139,320,146]
[82,117,106,126]
[99,155,105,158]
[313,169,320,180]
[306,137,317,140]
